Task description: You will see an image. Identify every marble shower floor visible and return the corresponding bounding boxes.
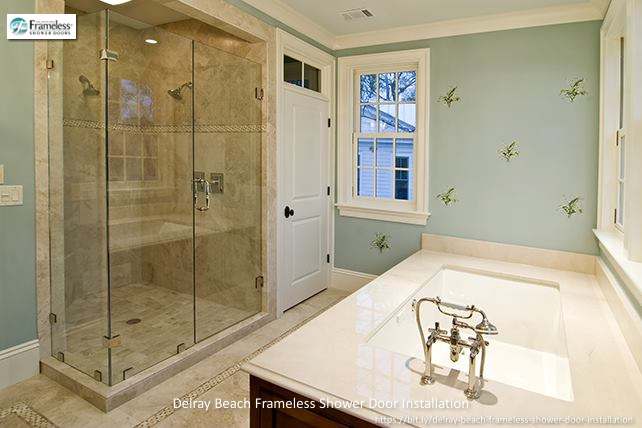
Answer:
[57,283,261,386]
[0,288,349,428]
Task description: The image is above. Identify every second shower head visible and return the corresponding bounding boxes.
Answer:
[168,82,192,100]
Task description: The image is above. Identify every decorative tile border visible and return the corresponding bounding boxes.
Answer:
[134,295,346,428]
[0,403,58,428]
[62,119,266,134]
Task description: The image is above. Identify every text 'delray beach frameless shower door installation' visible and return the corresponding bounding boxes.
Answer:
[47,8,263,386]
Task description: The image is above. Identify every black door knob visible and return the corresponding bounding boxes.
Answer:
[284,206,295,218]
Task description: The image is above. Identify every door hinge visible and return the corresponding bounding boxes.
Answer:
[49,313,57,324]
[255,88,264,100]
[327,118,331,128]
[46,59,54,69]
[327,186,330,196]
[327,254,330,263]
[255,275,264,289]
[614,209,618,223]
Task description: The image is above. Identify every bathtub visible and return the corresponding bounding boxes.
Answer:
[367,265,574,401]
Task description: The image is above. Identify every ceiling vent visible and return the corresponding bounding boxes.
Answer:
[340,8,374,21]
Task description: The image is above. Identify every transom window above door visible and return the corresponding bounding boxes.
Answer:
[336,49,430,225]
[283,55,321,93]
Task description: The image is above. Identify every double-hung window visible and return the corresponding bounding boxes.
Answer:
[615,37,626,231]
[337,49,430,225]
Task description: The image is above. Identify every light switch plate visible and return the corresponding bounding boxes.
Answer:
[0,185,23,206]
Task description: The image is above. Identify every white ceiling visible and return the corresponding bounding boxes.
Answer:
[278,0,607,35]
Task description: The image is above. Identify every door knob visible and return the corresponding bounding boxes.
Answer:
[284,206,295,218]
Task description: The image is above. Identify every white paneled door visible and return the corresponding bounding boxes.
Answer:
[279,86,330,313]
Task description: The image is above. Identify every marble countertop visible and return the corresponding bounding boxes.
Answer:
[243,250,642,426]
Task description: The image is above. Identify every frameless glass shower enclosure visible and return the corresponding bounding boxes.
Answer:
[47,9,263,386]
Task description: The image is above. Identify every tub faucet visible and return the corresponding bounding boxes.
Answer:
[411,296,498,400]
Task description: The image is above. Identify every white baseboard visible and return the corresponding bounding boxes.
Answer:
[331,268,377,293]
[595,259,642,374]
[0,340,40,390]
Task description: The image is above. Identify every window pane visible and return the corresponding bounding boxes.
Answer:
[378,104,396,132]
[376,169,393,199]
[619,137,625,180]
[395,169,413,200]
[360,74,376,102]
[304,63,320,92]
[376,138,393,168]
[284,55,302,86]
[357,168,374,197]
[398,71,416,101]
[360,105,376,133]
[398,104,416,132]
[618,183,624,225]
[378,72,396,102]
[395,138,414,169]
[357,138,374,167]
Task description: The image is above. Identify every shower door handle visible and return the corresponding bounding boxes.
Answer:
[193,178,211,212]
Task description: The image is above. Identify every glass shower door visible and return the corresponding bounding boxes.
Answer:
[193,42,263,342]
[106,12,195,384]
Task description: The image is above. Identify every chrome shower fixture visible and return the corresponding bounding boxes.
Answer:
[79,75,100,96]
[411,296,498,400]
[168,82,192,100]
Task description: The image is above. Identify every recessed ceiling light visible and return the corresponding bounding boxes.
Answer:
[145,39,158,44]
[99,0,133,5]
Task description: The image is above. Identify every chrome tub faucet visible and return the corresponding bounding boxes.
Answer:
[411,296,498,400]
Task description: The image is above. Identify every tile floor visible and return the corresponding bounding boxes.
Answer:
[0,288,349,428]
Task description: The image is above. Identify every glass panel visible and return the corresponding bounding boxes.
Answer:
[107,12,195,385]
[376,169,393,199]
[357,138,374,167]
[357,168,374,197]
[360,74,376,102]
[395,169,413,200]
[619,137,625,180]
[194,41,262,342]
[304,63,320,92]
[398,104,416,132]
[48,9,110,384]
[398,71,416,101]
[618,184,625,225]
[378,72,395,102]
[378,104,396,132]
[360,105,376,133]
[396,138,414,169]
[284,55,302,86]
[376,138,393,168]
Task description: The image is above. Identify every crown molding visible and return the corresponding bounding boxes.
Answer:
[236,0,607,52]
[333,2,606,50]
[240,0,336,49]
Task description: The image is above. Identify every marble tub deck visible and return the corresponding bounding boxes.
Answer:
[244,250,642,426]
[0,288,349,428]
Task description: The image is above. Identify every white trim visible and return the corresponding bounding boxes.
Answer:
[337,49,430,225]
[330,268,377,293]
[594,229,642,307]
[0,340,40,389]
[276,29,336,316]
[240,0,605,50]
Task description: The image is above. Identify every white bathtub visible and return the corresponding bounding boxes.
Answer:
[367,265,574,401]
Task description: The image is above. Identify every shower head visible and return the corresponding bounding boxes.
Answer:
[79,75,100,96]
[474,318,498,335]
[168,82,192,100]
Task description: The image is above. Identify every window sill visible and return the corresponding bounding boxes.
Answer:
[593,228,642,306]
[336,203,430,225]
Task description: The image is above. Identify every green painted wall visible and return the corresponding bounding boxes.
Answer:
[0,0,37,350]
[335,21,601,275]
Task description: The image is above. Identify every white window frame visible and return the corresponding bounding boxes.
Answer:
[336,49,430,225]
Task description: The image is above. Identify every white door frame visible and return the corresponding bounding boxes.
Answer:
[276,29,336,316]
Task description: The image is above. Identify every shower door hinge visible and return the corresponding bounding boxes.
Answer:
[328,118,331,128]
[255,275,264,289]
[102,335,121,349]
[100,49,119,62]
[255,88,264,100]
[49,313,57,324]
[46,59,54,69]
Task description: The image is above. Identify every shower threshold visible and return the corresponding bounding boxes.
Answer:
[41,311,273,412]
